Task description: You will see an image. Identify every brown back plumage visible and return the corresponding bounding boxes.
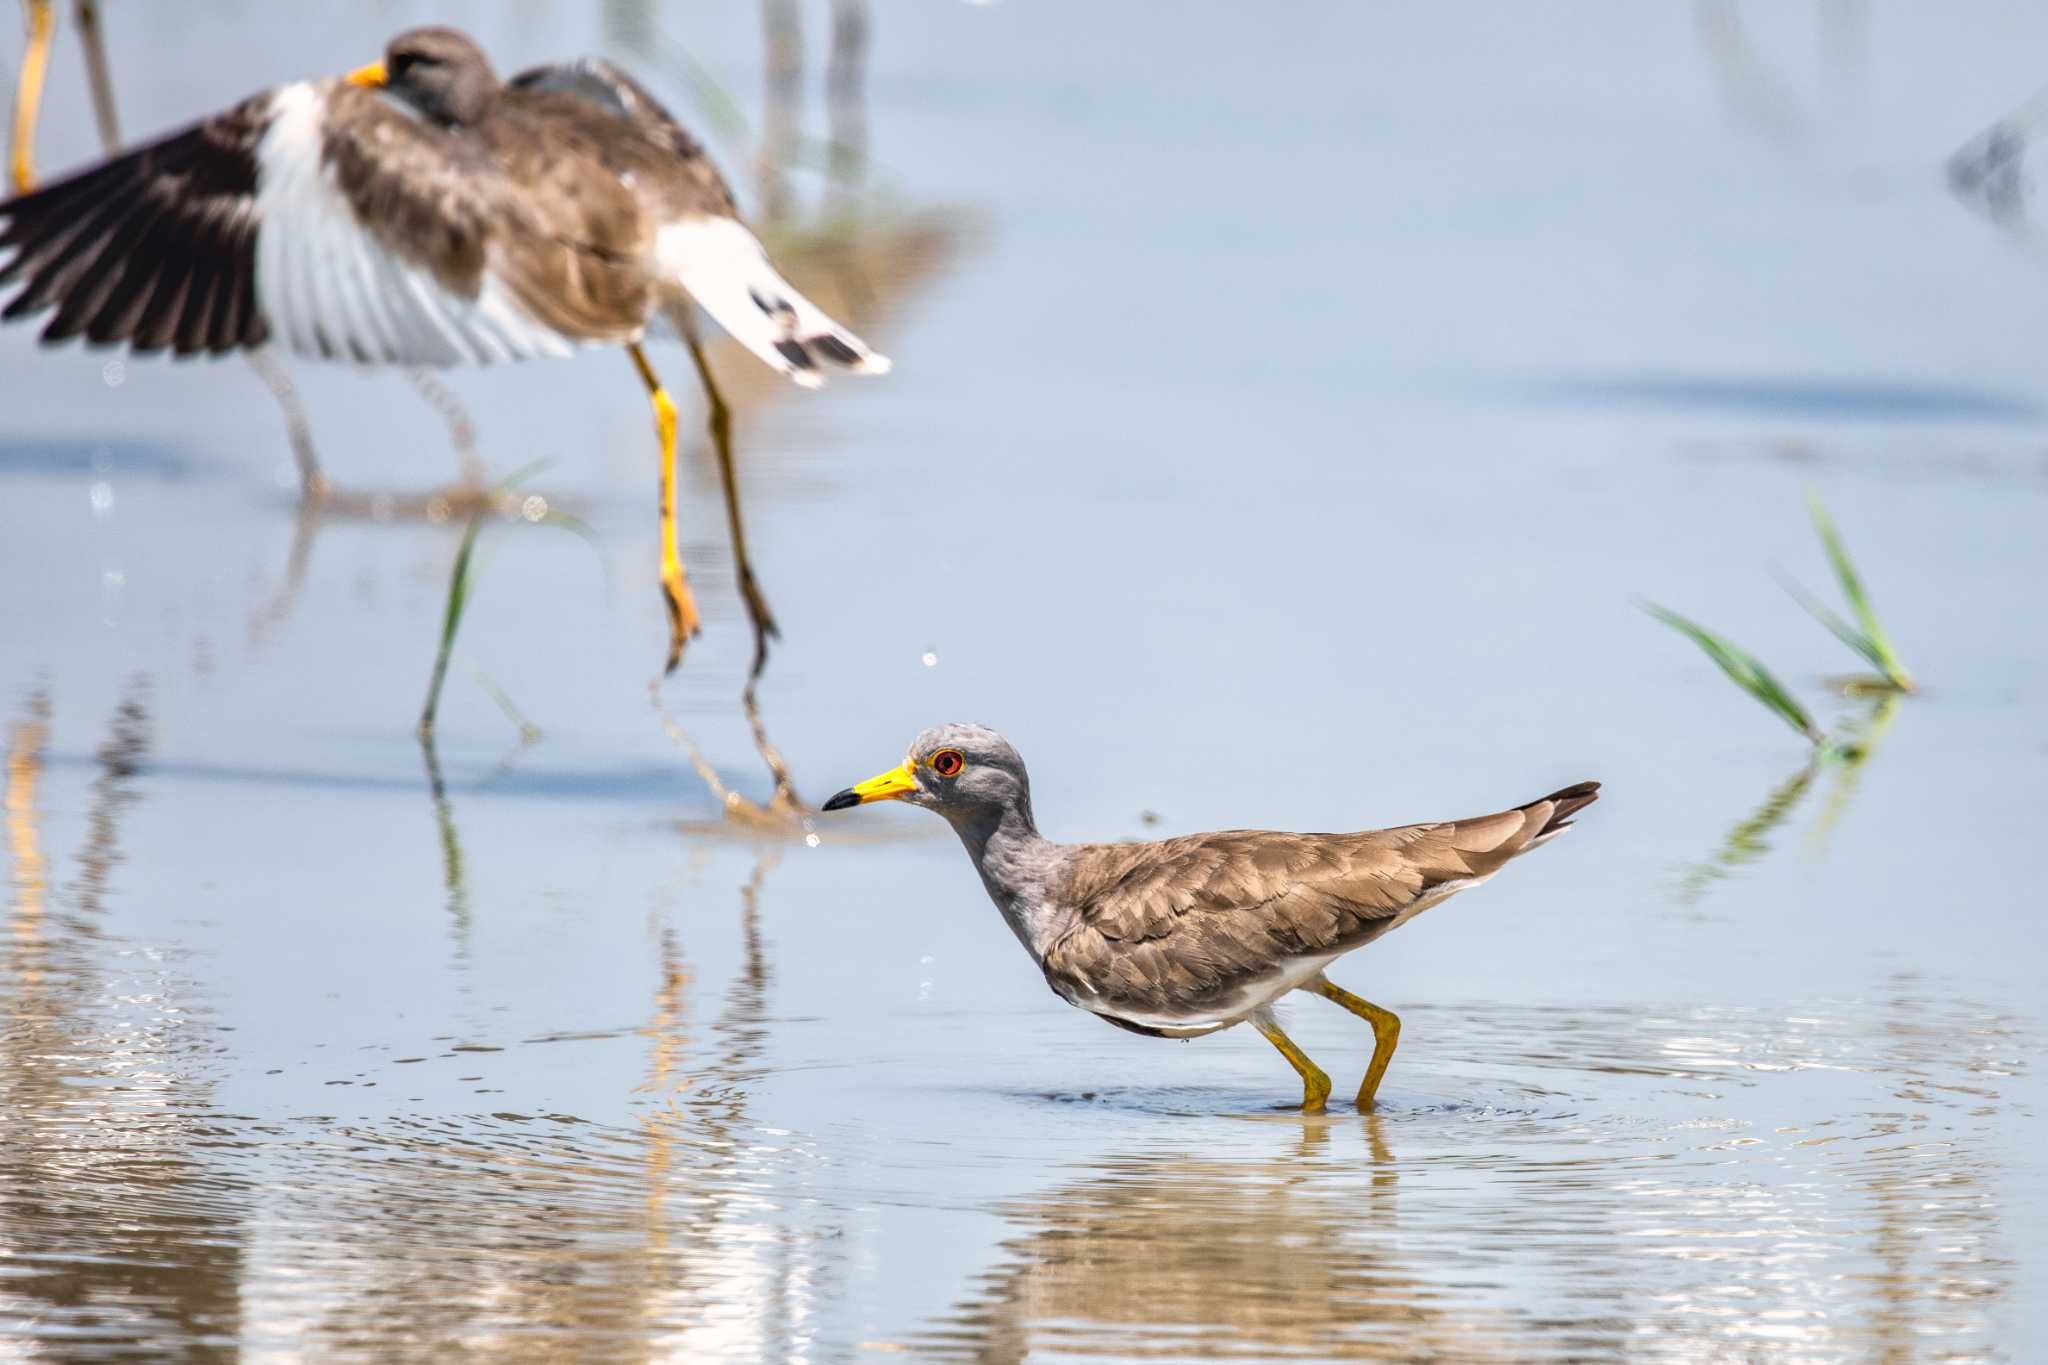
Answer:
[505,58,737,218]
[1041,782,1600,1023]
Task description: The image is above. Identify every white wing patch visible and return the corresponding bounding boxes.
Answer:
[252,83,588,368]
[655,215,890,389]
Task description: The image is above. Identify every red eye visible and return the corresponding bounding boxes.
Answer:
[931,749,964,778]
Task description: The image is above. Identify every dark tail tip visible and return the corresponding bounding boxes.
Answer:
[1530,780,1601,836]
[809,334,862,367]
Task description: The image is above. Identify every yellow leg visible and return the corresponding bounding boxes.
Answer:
[628,343,702,673]
[1314,976,1402,1111]
[680,323,779,679]
[1252,1010,1331,1115]
[11,0,55,193]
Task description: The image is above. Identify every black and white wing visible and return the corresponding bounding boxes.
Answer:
[0,98,269,355]
[0,82,599,366]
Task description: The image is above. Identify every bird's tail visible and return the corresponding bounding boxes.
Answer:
[658,216,890,388]
[1521,781,1601,846]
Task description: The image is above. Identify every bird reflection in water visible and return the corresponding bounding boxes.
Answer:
[256,850,836,1358]
[73,674,149,919]
[4,688,50,963]
[912,1118,1530,1362]
[0,681,247,1353]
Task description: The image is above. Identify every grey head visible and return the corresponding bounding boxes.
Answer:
[822,723,1035,832]
[359,28,500,128]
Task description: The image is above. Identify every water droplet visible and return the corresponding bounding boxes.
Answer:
[101,360,125,388]
[520,495,548,523]
[921,651,938,667]
[88,482,114,517]
[804,832,821,848]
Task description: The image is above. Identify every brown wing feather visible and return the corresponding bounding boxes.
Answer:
[506,59,738,218]
[477,86,735,341]
[1042,783,1599,1021]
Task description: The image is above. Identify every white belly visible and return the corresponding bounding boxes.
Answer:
[1072,950,1346,1038]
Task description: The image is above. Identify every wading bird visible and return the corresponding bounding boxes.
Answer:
[825,725,1599,1112]
[0,26,889,672]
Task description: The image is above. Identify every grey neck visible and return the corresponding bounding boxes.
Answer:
[946,798,1070,963]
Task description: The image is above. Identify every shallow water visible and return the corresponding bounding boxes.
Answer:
[3,3,2046,1360]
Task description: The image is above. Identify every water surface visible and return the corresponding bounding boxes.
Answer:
[2,3,2044,1359]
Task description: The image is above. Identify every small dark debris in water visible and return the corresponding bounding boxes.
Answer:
[1139,810,1160,826]
[458,1075,483,1082]
[265,1068,282,1075]
[393,1057,427,1064]
[324,1080,352,1086]
[451,1044,503,1052]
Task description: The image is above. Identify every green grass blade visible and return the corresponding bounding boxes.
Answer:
[418,506,487,740]
[416,459,554,739]
[1808,491,1912,690]
[1643,602,1824,744]
[1777,571,1888,676]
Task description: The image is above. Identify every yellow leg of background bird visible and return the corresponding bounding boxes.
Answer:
[628,343,702,674]
[1253,1011,1331,1115]
[678,324,799,810]
[1313,976,1402,1112]
[680,322,780,676]
[10,0,54,193]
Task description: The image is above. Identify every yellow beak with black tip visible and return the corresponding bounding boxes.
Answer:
[346,60,388,88]
[822,763,917,812]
